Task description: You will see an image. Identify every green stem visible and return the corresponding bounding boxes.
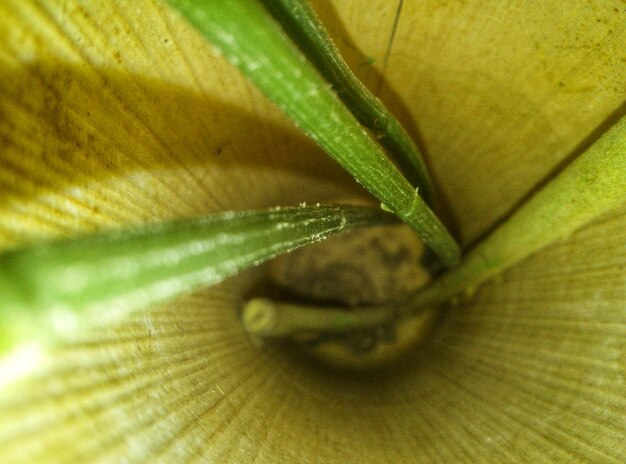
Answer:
[259,0,435,204]
[0,204,395,354]
[166,0,460,266]
[243,298,393,337]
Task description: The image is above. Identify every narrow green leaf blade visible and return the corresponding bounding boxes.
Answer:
[166,0,460,266]
[260,0,435,204]
[0,205,394,353]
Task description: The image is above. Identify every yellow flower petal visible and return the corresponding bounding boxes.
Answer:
[0,1,624,462]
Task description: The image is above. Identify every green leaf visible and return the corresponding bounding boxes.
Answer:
[166,0,460,266]
[0,204,395,353]
[260,0,435,204]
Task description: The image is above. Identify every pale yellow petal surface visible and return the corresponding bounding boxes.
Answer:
[0,1,624,462]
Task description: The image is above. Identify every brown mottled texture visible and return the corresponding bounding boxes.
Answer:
[271,223,429,306]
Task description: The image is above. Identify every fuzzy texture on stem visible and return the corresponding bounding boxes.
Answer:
[259,0,435,204]
[166,0,460,266]
[0,205,395,353]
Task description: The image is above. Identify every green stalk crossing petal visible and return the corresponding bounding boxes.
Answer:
[260,0,436,204]
[166,0,460,266]
[0,204,395,354]
[400,113,626,312]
